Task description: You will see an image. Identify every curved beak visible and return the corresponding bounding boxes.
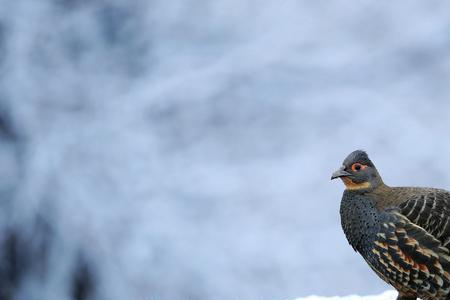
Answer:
[331,166,352,180]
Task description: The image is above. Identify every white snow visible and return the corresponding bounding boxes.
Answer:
[295,291,397,300]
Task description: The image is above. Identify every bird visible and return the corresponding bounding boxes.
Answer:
[332,150,450,300]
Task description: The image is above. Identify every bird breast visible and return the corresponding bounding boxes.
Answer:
[340,191,381,255]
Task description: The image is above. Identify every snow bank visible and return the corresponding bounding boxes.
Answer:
[295,291,397,300]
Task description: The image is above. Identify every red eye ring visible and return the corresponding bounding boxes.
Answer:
[351,163,366,172]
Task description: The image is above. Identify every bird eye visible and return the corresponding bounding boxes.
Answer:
[351,163,366,172]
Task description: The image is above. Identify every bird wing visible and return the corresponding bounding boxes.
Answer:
[369,210,450,298]
[398,189,450,248]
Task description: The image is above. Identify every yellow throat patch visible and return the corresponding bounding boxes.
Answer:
[341,177,371,190]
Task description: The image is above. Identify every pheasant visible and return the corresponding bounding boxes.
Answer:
[332,150,450,300]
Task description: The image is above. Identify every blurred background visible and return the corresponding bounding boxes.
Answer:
[1,1,450,299]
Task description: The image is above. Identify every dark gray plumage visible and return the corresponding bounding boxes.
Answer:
[332,150,450,300]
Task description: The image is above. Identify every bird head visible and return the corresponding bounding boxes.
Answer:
[331,150,383,190]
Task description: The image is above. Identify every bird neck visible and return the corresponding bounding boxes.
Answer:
[342,177,385,192]
[342,177,371,190]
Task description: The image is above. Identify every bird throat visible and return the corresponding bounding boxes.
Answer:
[341,177,371,190]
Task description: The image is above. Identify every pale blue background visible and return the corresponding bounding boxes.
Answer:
[1,1,450,299]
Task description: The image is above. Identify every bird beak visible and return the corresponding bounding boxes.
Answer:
[331,166,352,180]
